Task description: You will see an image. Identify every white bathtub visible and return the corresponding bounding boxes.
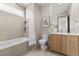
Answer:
[0,38,29,56]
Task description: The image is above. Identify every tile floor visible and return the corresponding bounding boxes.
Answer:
[24,49,63,56]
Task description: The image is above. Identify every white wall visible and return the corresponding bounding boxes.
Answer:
[69,3,79,33]
[40,5,51,35]
[0,4,25,41]
[40,4,59,34]
[0,10,25,41]
[34,4,41,48]
[40,3,70,34]
[50,4,70,33]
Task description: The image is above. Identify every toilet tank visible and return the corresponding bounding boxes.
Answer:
[42,34,48,39]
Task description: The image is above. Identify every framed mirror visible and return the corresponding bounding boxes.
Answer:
[58,15,70,33]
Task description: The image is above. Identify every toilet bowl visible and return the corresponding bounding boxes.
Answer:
[39,34,48,49]
[39,39,47,49]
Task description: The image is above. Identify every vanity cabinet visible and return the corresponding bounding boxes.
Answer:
[61,35,67,54]
[48,34,79,56]
[48,34,62,53]
[66,35,79,56]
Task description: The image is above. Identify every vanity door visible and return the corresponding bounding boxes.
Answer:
[54,35,62,52]
[48,34,62,53]
[48,34,56,50]
[61,35,67,54]
[66,35,79,56]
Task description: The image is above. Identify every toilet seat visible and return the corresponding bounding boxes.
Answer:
[39,39,47,49]
[39,33,48,49]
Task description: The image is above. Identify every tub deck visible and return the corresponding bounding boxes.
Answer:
[0,38,29,56]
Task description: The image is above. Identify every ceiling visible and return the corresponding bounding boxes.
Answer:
[19,3,71,15]
[18,3,30,7]
[19,3,50,7]
[19,3,71,8]
[37,3,71,15]
[52,3,71,15]
[37,3,50,6]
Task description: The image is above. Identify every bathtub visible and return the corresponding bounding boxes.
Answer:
[0,38,29,56]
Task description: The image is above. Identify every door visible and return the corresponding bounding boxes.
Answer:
[61,35,67,54]
[66,35,78,56]
[54,35,62,52]
[48,34,62,52]
[48,34,55,50]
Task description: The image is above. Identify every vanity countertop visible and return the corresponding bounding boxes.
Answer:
[50,33,79,36]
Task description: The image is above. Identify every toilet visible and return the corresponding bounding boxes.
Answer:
[39,33,48,50]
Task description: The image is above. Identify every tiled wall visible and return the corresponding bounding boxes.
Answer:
[0,4,25,41]
[69,4,79,33]
[0,10,25,41]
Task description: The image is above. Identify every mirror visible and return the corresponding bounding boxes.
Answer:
[58,16,70,33]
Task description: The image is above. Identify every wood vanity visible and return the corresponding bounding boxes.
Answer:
[48,34,79,56]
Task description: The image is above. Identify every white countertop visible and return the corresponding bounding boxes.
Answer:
[50,33,79,35]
